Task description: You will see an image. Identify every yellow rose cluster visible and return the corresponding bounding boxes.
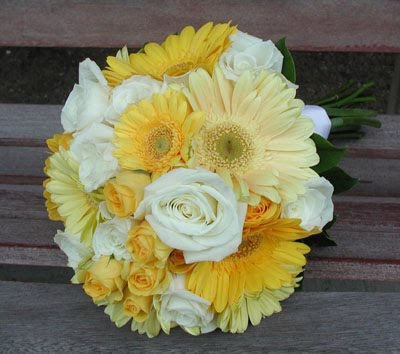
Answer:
[44,22,338,337]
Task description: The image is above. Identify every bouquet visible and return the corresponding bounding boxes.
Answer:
[44,22,379,336]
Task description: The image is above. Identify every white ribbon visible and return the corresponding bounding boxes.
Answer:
[302,105,332,139]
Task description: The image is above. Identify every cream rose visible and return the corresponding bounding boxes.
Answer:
[135,168,247,263]
[282,177,334,231]
[61,58,110,132]
[219,31,283,81]
[92,217,132,261]
[70,122,120,192]
[155,275,215,335]
[106,75,165,124]
[54,229,92,269]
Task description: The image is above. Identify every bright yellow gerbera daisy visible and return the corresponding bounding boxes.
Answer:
[186,227,311,314]
[217,280,299,333]
[183,67,320,204]
[185,200,315,314]
[103,22,236,86]
[114,89,205,179]
[45,149,104,245]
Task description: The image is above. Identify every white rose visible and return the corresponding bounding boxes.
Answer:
[302,105,332,139]
[92,217,132,261]
[135,168,247,263]
[54,230,92,269]
[70,122,120,192]
[282,177,334,231]
[106,75,165,124]
[61,58,110,133]
[219,31,283,81]
[155,275,216,335]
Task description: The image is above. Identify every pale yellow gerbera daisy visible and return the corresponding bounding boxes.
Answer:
[43,133,73,221]
[183,67,319,204]
[45,149,104,245]
[103,22,236,86]
[114,89,205,179]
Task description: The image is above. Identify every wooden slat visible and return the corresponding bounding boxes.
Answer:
[2,144,399,196]
[333,115,400,159]
[306,258,400,282]
[0,104,61,144]
[1,104,399,281]
[0,184,399,281]
[1,0,400,52]
[1,281,399,352]
[1,105,399,196]
[1,104,398,153]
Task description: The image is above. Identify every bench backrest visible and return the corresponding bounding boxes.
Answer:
[1,0,400,52]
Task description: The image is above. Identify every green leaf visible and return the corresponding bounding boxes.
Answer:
[321,166,358,194]
[305,230,337,247]
[311,134,346,173]
[275,38,296,83]
[324,214,337,230]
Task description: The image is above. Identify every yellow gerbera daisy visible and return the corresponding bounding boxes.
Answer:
[185,199,316,313]
[44,149,104,245]
[114,89,205,179]
[103,46,136,87]
[186,228,311,313]
[183,67,319,204]
[217,280,299,333]
[103,22,236,86]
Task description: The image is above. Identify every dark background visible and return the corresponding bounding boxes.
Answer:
[0,47,396,113]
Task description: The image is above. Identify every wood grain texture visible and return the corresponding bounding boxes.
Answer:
[306,258,400,282]
[0,104,62,143]
[0,281,399,353]
[2,144,399,196]
[1,103,398,153]
[0,183,398,281]
[0,218,63,245]
[0,185,46,219]
[333,115,400,159]
[1,0,400,52]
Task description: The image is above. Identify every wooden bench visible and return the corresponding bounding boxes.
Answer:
[1,1,400,352]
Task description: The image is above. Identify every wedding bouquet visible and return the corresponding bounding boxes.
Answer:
[44,22,378,336]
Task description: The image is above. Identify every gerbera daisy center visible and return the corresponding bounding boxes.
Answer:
[228,234,262,260]
[145,124,177,160]
[203,122,254,171]
[166,61,195,76]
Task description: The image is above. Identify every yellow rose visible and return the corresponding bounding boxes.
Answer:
[244,196,281,229]
[123,290,153,323]
[126,221,172,266]
[168,250,196,274]
[128,262,171,296]
[104,171,150,218]
[83,256,126,303]
[46,133,73,153]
